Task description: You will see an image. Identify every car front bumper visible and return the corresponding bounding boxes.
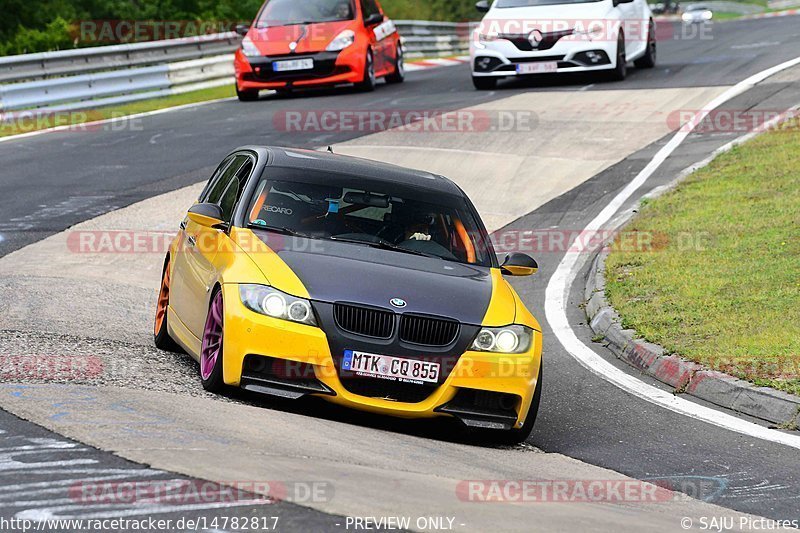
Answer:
[234,47,366,90]
[470,35,619,77]
[220,284,543,430]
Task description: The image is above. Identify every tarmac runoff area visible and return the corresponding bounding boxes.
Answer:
[0,84,771,531]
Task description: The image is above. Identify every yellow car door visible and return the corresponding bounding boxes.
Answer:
[172,155,250,339]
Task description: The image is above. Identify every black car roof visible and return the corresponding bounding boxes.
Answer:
[242,146,465,197]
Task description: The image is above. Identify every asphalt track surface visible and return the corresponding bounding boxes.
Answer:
[1,15,799,530]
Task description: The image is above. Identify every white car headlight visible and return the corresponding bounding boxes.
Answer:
[573,25,605,39]
[471,325,534,354]
[239,285,317,326]
[326,30,356,52]
[241,36,261,57]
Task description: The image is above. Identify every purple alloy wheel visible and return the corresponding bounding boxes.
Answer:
[200,291,223,380]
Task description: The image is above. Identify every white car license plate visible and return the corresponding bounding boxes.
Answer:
[273,58,314,72]
[516,62,558,74]
[342,350,440,384]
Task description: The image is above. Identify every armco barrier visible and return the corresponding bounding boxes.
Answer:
[395,20,473,59]
[0,22,471,113]
[0,32,240,84]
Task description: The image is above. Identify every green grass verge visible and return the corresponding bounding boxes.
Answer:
[605,121,800,396]
[0,84,235,137]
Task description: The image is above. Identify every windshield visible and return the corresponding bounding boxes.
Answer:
[495,0,603,7]
[246,172,495,268]
[256,0,355,27]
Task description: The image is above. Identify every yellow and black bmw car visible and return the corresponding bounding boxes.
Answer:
[154,146,543,442]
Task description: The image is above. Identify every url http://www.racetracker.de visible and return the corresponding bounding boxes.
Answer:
[0,516,281,532]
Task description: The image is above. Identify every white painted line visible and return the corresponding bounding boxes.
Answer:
[18,500,271,522]
[545,55,800,450]
[731,41,780,50]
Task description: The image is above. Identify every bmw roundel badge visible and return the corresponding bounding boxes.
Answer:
[390,298,407,308]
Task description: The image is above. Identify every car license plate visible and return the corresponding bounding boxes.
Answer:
[516,62,558,74]
[273,58,314,72]
[342,350,440,384]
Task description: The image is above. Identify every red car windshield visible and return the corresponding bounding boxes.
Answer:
[256,0,356,27]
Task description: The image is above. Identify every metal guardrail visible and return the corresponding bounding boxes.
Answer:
[0,21,470,113]
[396,20,473,59]
[0,32,240,84]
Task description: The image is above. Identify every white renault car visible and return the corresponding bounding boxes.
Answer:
[470,0,656,89]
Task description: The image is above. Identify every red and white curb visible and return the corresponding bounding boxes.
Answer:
[742,8,799,19]
[585,249,800,429]
[405,56,470,73]
[654,8,799,23]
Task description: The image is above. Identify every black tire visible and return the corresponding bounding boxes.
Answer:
[608,33,627,81]
[385,45,405,84]
[200,288,226,393]
[236,86,259,101]
[472,76,497,91]
[154,257,182,353]
[355,50,377,92]
[491,361,543,445]
[634,20,657,69]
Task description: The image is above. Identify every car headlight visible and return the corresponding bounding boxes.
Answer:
[241,36,261,57]
[478,32,500,43]
[702,10,713,20]
[239,285,317,326]
[326,30,356,52]
[471,325,534,354]
[681,13,693,22]
[573,25,605,39]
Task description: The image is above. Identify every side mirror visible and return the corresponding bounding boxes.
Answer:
[476,1,491,13]
[235,24,250,36]
[364,13,384,26]
[187,203,225,228]
[501,253,538,277]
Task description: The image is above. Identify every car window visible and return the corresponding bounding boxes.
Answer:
[256,0,355,27]
[206,155,248,207]
[246,174,495,267]
[360,0,381,19]
[199,156,235,203]
[218,159,255,223]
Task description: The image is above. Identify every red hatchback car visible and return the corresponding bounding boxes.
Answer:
[234,0,405,100]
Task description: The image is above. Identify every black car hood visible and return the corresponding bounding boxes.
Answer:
[253,233,494,325]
